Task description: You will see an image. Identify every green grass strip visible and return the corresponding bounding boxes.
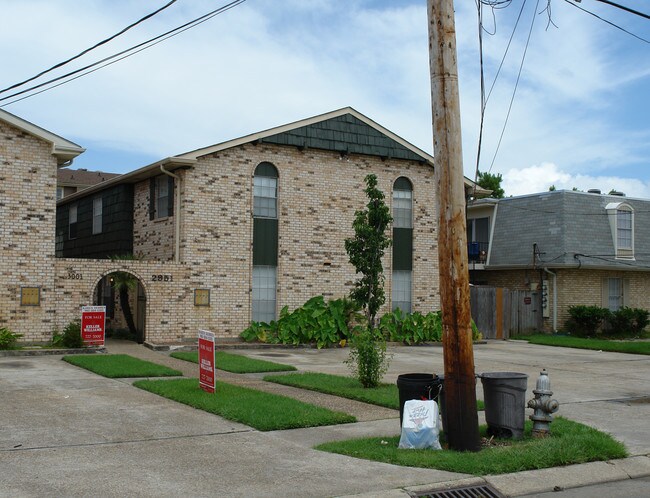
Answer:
[264,372,484,411]
[316,417,627,475]
[170,351,297,373]
[63,354,182,378]
[512,334,650,355]
[134,378,355,431]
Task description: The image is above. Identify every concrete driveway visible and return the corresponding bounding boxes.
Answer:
[1,341,648,497]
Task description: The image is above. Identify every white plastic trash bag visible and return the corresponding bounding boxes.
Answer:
[398,399,442,450]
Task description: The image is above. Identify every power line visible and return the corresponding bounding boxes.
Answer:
[0,0,178,95]
[475,0,528,187]
[488,0,541,173]
[586,0,650,21]
[564,0,650,43]
[0,0,247,107]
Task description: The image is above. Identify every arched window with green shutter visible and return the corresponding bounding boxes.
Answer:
[392,177,413,312]
[252,162,279,323]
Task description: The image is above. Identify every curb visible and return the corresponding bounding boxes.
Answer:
[0,347,106,357]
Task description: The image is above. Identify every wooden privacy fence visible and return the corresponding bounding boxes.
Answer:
[470,286,543,339]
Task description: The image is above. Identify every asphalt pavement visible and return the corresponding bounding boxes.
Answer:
[1,340,648,497]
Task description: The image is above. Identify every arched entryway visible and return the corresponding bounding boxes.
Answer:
[95,272,147,344]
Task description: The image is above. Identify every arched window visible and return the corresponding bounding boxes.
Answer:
[252,162,279,323]
[606,202,634,259]
[253,162,278,219]
[392,177,413,312]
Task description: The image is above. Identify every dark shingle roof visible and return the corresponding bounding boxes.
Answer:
[485,190,650,271]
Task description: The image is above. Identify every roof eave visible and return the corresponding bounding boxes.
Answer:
[56,156,197,204]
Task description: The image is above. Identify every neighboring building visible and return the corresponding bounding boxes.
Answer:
[57,168,119,200]
[467,189,650,332]
[2,106,485,344]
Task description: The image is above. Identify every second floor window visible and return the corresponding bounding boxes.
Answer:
[150,175,174,219]
[92,197,103,234]
[253,163,278,219]
[69,204,78,239]
[617,208,632,250]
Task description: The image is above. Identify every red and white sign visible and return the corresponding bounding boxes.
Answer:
[81,305,106,346]
[198,329,216,393]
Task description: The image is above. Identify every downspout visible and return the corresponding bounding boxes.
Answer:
[543,268,557,332]
[160,165,181,263]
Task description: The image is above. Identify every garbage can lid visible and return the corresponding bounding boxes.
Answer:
[479,372,528,379]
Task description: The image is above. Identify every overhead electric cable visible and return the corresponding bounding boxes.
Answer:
[0,0,246,106]
[488,0,541,173]
[564,0,650,43]
[0,0,178,95]
[587,0,650,21]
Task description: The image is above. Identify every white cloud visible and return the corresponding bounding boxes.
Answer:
[503,163,650,198]
[0,0,648,198]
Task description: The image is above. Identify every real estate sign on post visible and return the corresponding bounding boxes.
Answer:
[198,329,216,393]
[81,305,106,346]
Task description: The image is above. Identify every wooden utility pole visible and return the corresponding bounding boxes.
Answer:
[427,0,480,452]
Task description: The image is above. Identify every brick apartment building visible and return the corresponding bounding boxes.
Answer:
[1,107,481,344]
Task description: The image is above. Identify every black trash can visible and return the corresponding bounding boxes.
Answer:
[396,373,444,428]
[480,372,528,439]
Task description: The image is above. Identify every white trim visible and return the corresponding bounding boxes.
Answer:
[0,108,85,164]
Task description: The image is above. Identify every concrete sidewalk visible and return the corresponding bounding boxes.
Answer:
[1,340,649,497]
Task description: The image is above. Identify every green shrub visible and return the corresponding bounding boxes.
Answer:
[0,327,22,350]
[378,309,481,344]
[52,320,84,348]
[565,305,610,337]
[345,327,391,388]
[240,296,360,348]
[608,307,650,337]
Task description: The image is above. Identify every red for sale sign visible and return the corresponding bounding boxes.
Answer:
[198,329,216,393]
[81,305,106,346]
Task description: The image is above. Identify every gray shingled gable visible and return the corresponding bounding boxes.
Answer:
[259,114,425,162]
[488,190,650,270]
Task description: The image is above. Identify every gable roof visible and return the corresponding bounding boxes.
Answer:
[474,190,650,271]
[176,107,432,163]
[58,107,488,203]
[0,108,85,165]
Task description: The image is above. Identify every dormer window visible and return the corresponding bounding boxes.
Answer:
[606,202,634,259]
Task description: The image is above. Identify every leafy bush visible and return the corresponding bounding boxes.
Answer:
[345,328,391,388]
[565,305,649,338]
[0,327,22,350]
[52,320,84,348]
[379,309,482,344]
[608,307,649,337]
[565,305,610,337]
[240,296,361,348]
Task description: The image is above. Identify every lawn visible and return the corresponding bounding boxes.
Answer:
[134,378,355,431]
[513,334,650,355]
[170,351,297,373]
[264,372,485,411]
[316,417,627,475]
[63,354,182,378]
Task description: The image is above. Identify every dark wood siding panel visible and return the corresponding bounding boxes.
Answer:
[55,184,134,259]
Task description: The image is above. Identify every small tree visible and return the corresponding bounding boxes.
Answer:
[345,174,393,330]
[344,174,392,387]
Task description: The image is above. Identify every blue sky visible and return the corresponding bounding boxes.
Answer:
[1,0,649,197]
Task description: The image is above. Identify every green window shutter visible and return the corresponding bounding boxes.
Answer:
[393,228,413,271]
[149,178,155,220]
[623,279,630,307]
[167,176,174,217]
[253,218,278,266]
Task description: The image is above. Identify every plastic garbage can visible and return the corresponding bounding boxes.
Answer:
[396,373,444,428]
[480,372,528,439]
